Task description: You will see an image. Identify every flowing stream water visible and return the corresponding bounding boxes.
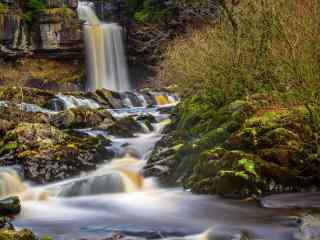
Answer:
[0,101,317,240]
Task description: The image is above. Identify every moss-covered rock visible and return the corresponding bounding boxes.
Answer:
[0,229,36,240]
[0,123,113,183]
[105,117,144,138]
[146,98,320,197]
[50,107,114,129]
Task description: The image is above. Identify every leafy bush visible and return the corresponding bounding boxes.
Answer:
[125,0,175,22]
[160,0,320,104]
[23,0,47,23]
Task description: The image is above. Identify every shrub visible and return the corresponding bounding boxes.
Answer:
[125,0,175,22]
[23,0,47,23]
[160,0,320,104]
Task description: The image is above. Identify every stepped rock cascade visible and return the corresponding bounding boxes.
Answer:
[78,1,130,92]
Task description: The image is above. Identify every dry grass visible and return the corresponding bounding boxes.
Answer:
[160,0,320,103]
[0,58,84,91]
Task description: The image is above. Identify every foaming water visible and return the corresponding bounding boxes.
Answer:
[56,94,100,109]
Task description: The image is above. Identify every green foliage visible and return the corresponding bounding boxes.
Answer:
[0,2,8,14]
[238,158,258,177]
[41,235,53,240]
[23,0,47,23]
[125,0,175,22]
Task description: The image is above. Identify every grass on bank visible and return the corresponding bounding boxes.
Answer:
[160,0,320,107]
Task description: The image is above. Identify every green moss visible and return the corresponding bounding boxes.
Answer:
[125,0,175,23]
[0,142,18,155]
[0,2,8,14]
[44,7,74,17]
[245,111,288,133]
[0,229,36,240]
[22,0,47,23]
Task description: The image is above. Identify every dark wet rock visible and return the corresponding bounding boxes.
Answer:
[136,114,157,132]
[50,107,114,129]
[44,97,65,111]
[0,123,113,183]
[88,89,123,108]
[104,117,144,138]
[0,196,21,216]
[0,216,14,230]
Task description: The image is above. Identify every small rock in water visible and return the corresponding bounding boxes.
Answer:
[0,196,21,216]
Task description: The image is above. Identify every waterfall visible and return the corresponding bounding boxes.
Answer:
[0,168,27,197]
[78,1,130,92]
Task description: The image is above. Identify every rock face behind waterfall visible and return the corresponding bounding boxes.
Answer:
[145,97,320,198]
[0,0,217,90]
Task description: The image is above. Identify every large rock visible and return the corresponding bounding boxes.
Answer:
[145,98,320,197]
[50,107,114,129]
[0,196,21,216]
[0,229,37,240]
[0,123,113,183]
[103,116,144,138]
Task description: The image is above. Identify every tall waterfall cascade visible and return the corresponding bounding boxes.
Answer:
[77,1,130,92]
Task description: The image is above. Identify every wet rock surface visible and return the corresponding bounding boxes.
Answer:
[0,122,113,183]
[145,97,320,197]
[0,196,20,216]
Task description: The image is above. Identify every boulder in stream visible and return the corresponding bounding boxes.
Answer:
[0,123,113,183]
[50,107,114,129]
[0,196,21,216]
[0,229,37,240]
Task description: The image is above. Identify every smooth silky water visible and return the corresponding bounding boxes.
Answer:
[0,107,315,240]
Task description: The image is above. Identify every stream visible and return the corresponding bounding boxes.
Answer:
[0,98,318,240]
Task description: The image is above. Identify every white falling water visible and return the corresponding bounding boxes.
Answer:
[78,1,130,92]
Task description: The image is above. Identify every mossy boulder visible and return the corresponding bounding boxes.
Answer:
[0,229,36,240]
[50,107,114,129]
[147,97,320,197]
[87,89,123,108]
[0,123,113,183]
[105,117,144,137]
